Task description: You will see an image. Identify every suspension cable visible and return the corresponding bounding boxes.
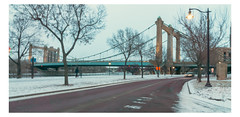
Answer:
[89,36,157,61]
[75,23,156,60]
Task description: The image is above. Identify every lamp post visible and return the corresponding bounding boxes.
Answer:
[172,66,175,76]
[172,66,175,73]
[186,8,212,87]
[108,62,111,75]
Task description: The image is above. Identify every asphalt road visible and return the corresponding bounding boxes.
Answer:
[9,77,191,112]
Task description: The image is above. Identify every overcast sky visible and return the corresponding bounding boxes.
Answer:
[66,4,231,61]
[8,2,231,62]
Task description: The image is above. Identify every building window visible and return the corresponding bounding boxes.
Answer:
[224,52,226,61]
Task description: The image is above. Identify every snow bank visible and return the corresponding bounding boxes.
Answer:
[173,76,231,113]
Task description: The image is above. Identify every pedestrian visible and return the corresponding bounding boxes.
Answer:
[75,67,79,78]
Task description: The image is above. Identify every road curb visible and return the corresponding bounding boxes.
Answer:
[9,81,130,99]
[186,81,192,94]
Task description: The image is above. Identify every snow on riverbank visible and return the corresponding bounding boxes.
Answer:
[174,75,231,113]
[9,74,183,97]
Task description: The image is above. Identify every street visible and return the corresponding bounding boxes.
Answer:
[9,77,191,112]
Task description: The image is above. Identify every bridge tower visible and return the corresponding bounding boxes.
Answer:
[29,44,60,63]
[155,17,181,73]
[176,32,181,63]
[155,17,163,64]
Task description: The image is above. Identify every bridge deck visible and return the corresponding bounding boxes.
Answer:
[34,61,154,70]
[34,61,231,70]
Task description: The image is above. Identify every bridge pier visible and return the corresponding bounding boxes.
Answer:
[167,26,174,66]
[176,33,181,63]
[43,46,48,62]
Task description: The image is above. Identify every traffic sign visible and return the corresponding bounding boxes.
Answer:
[156,67,160,70]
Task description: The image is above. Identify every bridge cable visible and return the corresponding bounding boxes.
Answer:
[89,36,157,61]
[74,23,156,61]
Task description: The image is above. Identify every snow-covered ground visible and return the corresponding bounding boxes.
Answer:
[9,74,232,113]
[173,75,231,113]
[9,74,183,97]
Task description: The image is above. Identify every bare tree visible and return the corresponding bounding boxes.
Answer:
[20,5,106,85]
[178,10,229,82]
[107,28,136,79]
[148,44,167,77]
[9,6,41,78]
[134,34,148,78]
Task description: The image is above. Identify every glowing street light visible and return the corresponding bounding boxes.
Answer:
[186,11,194,19]
[108,62,111,75]
[171,66,175,76]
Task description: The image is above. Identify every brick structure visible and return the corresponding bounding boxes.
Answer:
[212,47,231,79]
[29,44,60,63]
[216,62,227,80]
[211,47,231,64]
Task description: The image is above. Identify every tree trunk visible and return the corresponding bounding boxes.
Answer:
[60,40,69,85]
[17,59,21,78]
[124,60,127,80]
[17,37,21,78]
[62,54,69,85]
[140,55,143,78]
[197,65,202,82]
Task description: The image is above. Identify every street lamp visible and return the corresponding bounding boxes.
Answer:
[172,66,175,76]
[187,8,212,87]
[108,62,111,75]
[186,10,194,19]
